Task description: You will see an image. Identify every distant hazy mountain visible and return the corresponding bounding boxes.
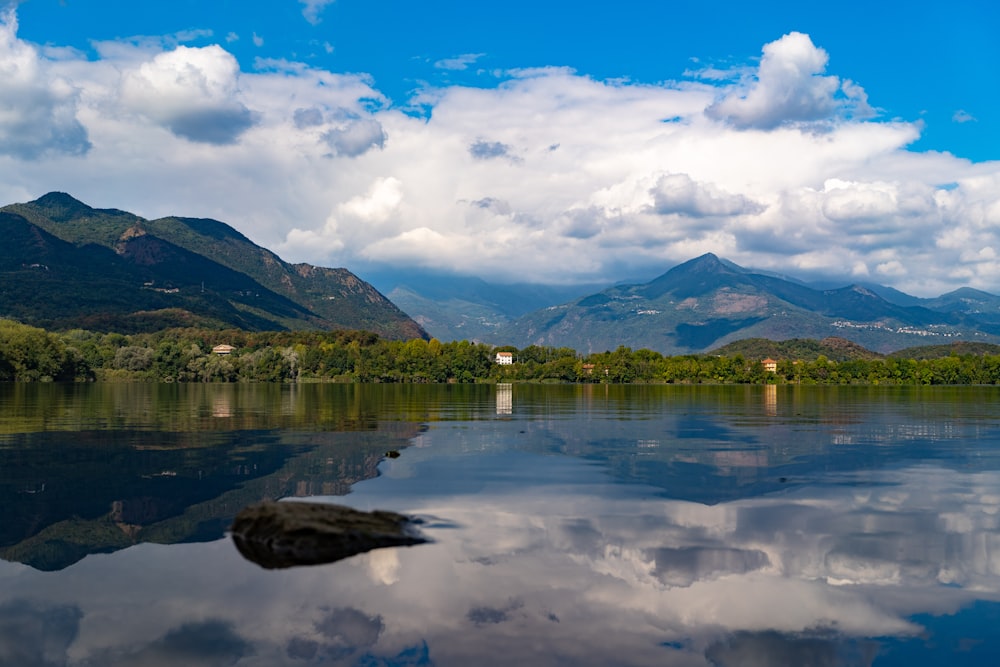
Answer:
[365,268,604,342]
[0,192,427,338]
[922,287,1000,324]
[807,283,1000,322]
[491,253,1000,354]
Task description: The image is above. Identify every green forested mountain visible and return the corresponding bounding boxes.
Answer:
[710,337,884,362]
[888,341,1000,359]
[0,193,427,338]
[495,254,1000,354]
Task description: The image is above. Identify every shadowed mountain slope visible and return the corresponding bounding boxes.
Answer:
[1,193,427,338]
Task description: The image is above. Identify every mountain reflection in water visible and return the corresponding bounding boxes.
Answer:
[2,383,1000,665]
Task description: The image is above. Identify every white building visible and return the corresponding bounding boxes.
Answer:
[495,351,514,365]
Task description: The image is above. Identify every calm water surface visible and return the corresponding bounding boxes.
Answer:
[2,383,1000,666]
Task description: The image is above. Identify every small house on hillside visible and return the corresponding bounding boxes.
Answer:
[761,358,777,373]
[495,351,514,365]
[212,344,236,355]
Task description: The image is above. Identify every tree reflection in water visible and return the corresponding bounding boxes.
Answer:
[2,384,1000,665]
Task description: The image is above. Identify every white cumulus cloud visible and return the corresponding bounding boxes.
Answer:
[119,44,256,144]
[339,176,403,223]
[707,32,873,130]
[650,173,763,218]
[1,8,1000,296]
[0,9,89,158]
[322,117,386,157]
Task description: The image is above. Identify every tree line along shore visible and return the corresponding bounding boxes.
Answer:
[4,318,1000,385]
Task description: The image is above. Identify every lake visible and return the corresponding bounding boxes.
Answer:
[2,382,1000,666]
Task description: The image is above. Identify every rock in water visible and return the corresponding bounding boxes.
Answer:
[230,500,428,569]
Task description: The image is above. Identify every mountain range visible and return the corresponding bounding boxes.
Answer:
[363,268,606,343]
[6,192,1000,355]
[416,254,1000,354]
[0,193,426,338]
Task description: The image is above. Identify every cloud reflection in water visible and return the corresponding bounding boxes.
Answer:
[3,423,1000,664]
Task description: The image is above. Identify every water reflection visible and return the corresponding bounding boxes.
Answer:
[2,384,1000,665]
[0,384,424,571]
[314,419,1000,665]
[495,383,512,415]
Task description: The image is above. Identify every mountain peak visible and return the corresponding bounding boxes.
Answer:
[634,253,747,299]
[34,192,88,207]
[668,253,752,277]
[681,252,727,270]
[941,286,996,299]
[1,193,428,339]
[28,192,95,221]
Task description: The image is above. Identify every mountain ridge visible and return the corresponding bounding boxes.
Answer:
[8,193,1000,352]
[388,252,997,352]
[489,253,1000,354]
[0,193,427,338]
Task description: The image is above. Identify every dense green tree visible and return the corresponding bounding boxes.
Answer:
[113,346,154,372]
[11,317,1000,386]
[0,319,91,381]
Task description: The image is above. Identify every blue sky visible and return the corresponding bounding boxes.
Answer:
[19,0,998,159]
[4,0,1000,294]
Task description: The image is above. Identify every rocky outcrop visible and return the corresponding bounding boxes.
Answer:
[230,500,428,569]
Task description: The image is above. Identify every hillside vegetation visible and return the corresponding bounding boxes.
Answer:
[710,337,882,362]
[5,319,1000,385]
[0,193,426,339]
[888,342,1000,359]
